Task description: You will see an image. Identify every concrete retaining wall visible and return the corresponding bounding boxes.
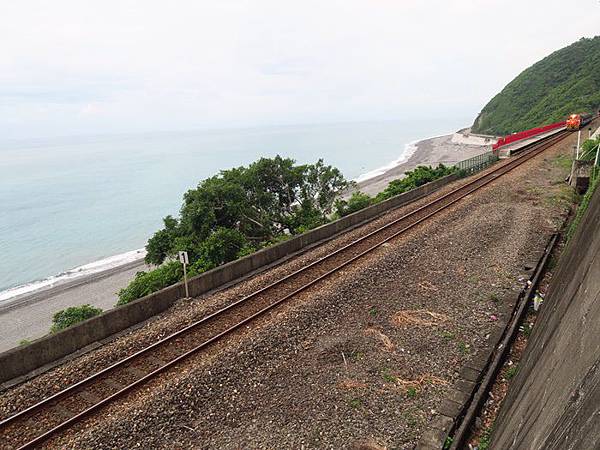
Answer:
[0,174,459,384]
[491,187,600,449]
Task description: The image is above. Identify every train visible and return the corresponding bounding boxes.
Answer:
[566,112,594,130]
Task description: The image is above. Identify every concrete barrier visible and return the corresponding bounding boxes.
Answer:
[0,173,459,384]
[490,186,600,449]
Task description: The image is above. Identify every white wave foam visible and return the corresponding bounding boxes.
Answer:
[354,139,421,183]
[0,248,147,304]
[354,131,455,183]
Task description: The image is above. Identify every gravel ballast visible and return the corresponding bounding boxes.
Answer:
[0,132,580,449]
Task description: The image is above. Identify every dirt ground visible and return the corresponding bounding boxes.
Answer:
[1,131,582,450]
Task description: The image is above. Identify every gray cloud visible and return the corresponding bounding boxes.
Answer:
[1,0,599,139]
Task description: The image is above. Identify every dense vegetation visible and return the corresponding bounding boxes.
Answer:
[50,304,103,333]
[118,158,457,305]
[118,156,349,304]
[374,164,456,202]
[472,36,600,135]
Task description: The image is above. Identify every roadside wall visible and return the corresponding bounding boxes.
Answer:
[491,187,600,449]
[0,173,459,384]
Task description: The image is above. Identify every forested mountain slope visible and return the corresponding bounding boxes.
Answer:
[472,36,600,135]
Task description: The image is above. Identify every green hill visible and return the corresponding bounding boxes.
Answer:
[472,36,600,135]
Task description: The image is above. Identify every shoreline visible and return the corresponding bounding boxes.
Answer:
[355,129,494,196]
[0,128,493,311]
[0,127,494,350]
[0,258,147,315]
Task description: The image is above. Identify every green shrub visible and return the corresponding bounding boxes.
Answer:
[376,164,457,202]
[117,261,183,305]
[580,137,600,161]
[335,191,373,217]
[50,304,103,333]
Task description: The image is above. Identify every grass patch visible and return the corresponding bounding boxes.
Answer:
[440,330,455,340]
[477,427,493,450]
[349,398,362,408]
[352,351,364,361]
[544,185,577,208]
[381,369,397,383]
[457,341,471,354]
[521,322,533,337]
[18,339,31,346]
[406,387,418,398]
[505,365,519,379]
[443,436,453,450]
[553,153,572,171]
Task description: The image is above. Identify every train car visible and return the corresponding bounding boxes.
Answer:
[566,113,593,130]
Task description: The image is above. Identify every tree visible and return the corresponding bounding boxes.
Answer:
[120,156,350,305]
[335,192,373,217]
[145,215,180,265]
[190,228,253,274]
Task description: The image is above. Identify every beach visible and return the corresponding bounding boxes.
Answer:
[0,128,493,352]
[356,130,495,196]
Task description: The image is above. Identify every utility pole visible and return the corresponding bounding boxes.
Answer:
[576,130,581,159]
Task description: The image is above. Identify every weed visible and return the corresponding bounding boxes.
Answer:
[404,412,418,428]
[521,322,533,337]
[352,351,364,361]
[457,341,471,354]
[545,185,576,208]
[553,154,572,171]
[368,307,378,317]
[526,186,543,196]
[406,387,418,398]
[18,339,31,346]
[440,330,455,340]
[505,365,518,379]
[478,427,492,450]
[349,398,362,408]
[490,293,499,303]
[443,436,453,450]
[381,369,397,383]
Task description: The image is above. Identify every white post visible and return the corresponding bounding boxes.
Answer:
[576,130,581,159]
[178,251,190,298]
[595,142,600,167]
[183,262,189,298]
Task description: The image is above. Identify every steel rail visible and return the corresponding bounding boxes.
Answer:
[2,129,569,449]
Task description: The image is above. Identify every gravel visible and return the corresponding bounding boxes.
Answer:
[0,133,578,449]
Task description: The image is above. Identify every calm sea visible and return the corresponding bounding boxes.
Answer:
[0,118,468,299]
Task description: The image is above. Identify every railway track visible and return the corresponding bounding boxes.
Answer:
[0,129,570,449]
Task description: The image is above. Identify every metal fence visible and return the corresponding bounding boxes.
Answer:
[454,150,499,175]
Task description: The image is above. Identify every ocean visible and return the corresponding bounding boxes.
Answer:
[0,118,468,301]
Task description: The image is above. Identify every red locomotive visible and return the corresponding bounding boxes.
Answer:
[566,113,593,130]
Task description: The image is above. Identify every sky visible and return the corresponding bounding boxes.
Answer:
[1,0,600,140]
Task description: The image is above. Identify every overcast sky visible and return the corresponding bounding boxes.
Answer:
[2,0,599,139]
